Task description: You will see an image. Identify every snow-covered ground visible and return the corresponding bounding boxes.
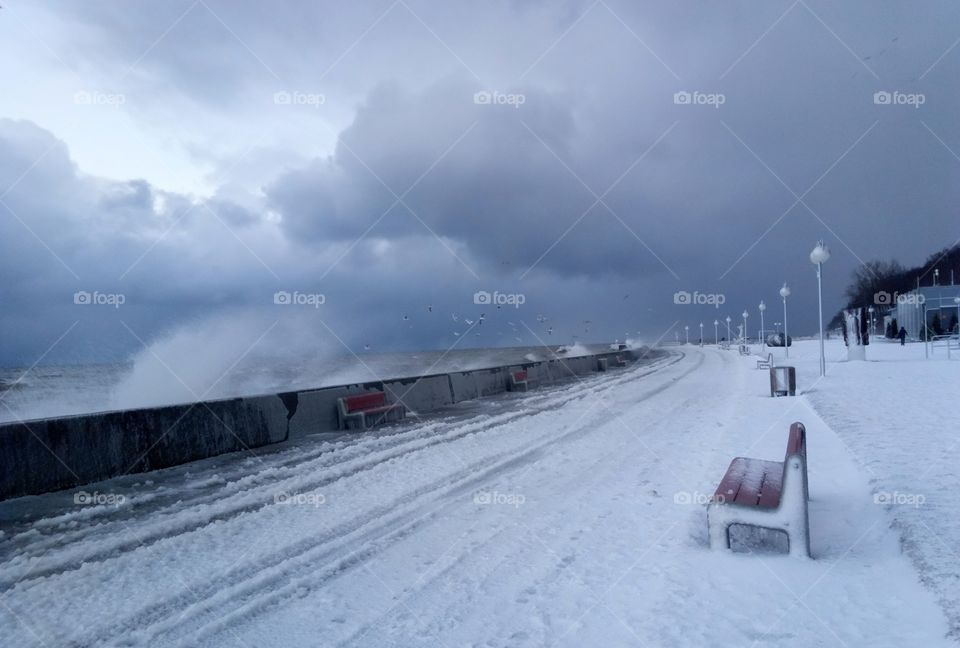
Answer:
[782,335,960,641]
[1,340,957,646]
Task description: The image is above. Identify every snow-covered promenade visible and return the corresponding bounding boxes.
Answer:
[1,339,957,646]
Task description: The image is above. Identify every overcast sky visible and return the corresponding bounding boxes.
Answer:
[1,0,958,368]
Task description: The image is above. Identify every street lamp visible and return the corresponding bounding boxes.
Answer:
[742,310,749,345]
[868,305,875,336]
[714,319,719,345]
[684,325,689,345]
[758,300,766,348]
[725,316,731,341]
[699,322,704,347]
[810,240,831,377]
[954,296,960,335]
[779,283,791,359]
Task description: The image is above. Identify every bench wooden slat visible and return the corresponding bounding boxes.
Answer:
[717,458,783,508]
[757,469,784,508]
[731,459,765,505]
[786,422,805,458]
[714,457,749,502]
[345,392,387,413]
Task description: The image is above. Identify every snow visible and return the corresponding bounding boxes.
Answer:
[0,340,957,646]
[783,336,960,641]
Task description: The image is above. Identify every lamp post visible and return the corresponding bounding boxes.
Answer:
[742,310,749,345]
[714,319,719,345]
[699,322,704,347]
[675,331,679,345]
[684,325,689,345]
[725,316,731,341]
[868,305,875,337]
[810,240,831,377]
[758,300,766,348]
[779,283,791,359]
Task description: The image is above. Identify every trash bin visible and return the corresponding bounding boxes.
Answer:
[769,366,796,397]
[597,357,608,372]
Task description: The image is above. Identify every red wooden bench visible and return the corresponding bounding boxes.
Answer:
[336,391,406,431]
[508,370,528,392]
[613,355,627,367]
[707,422,810,558]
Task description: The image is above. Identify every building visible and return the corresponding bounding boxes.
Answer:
[888,285,960,340]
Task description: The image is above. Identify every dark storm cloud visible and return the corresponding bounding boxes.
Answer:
[264,77,676,278]
[2,0,960,365]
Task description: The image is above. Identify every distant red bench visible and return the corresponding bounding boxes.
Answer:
[336,391,406,431]
[707,422,810,558]
[613,355,627,367]
[508,370,528,392]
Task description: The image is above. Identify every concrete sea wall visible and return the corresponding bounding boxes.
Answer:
[0,347,648,500]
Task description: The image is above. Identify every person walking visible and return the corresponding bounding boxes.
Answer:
[898,326,907,346]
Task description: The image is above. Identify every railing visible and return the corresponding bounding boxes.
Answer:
[929,334,960,359]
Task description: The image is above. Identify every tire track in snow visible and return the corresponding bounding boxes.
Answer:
[329,350,725,647]
[2,353,688,647]
[1,355,677,590]
[86,353,698,647]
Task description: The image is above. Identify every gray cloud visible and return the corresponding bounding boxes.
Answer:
[2,0,960,368]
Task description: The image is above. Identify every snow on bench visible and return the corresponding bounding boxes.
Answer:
[707,422,810,558]
[508,370,528,392]
[337,391,406,431]
[756,352,773,369]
